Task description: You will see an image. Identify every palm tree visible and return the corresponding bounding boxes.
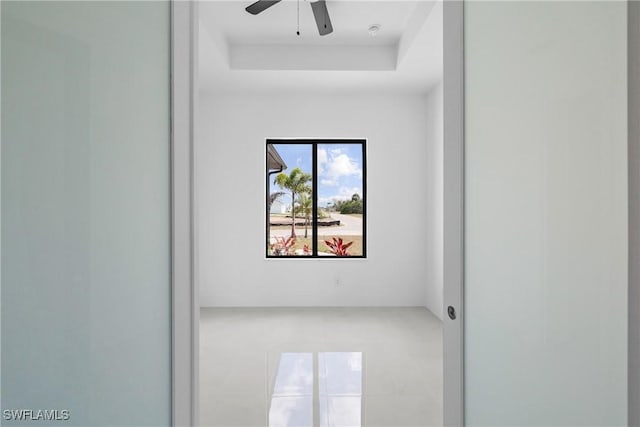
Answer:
[274,168,312,238]
[295,192,313,238]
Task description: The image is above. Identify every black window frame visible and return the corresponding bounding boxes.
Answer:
[266,139,367,259]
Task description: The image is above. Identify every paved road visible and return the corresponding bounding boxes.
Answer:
[269,213,363,238]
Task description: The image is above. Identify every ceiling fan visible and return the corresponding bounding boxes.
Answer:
[245,0,334,36]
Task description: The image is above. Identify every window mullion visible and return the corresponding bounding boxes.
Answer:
[312,143,318,257]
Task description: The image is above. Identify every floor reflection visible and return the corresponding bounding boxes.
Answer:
[269,352,363,427]
[200,308,443,426]
[269,353,314,427]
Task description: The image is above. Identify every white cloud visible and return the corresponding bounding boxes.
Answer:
[318,148,328,166]
[336,186,362,200]
[318,186,363,207]
[319,151,362,186]
[318,196,334,207]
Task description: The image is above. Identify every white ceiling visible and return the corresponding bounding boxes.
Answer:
[199,0,443,94]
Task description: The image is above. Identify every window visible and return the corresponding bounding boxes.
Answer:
[266,139,366,258]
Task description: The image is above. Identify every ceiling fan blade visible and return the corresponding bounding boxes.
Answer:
[245,0,282,15]
[310,0,333,36]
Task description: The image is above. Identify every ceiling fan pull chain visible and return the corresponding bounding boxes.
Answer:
[324,4,326,29]
[296,0,300,36]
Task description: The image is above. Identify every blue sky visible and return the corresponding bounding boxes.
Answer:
[271,143,363,208]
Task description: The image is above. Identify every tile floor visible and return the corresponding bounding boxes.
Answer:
[200,307,443,427]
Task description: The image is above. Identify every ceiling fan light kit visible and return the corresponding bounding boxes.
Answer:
[245,0,334,36]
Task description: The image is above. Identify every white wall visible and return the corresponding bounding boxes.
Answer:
[630,2,640,424]
[464,2,627,424]
[197,92,443,311]
[425,83,444,319]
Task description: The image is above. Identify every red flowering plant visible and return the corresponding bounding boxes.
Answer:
[324,237,354,256]
[270,236,296,256]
